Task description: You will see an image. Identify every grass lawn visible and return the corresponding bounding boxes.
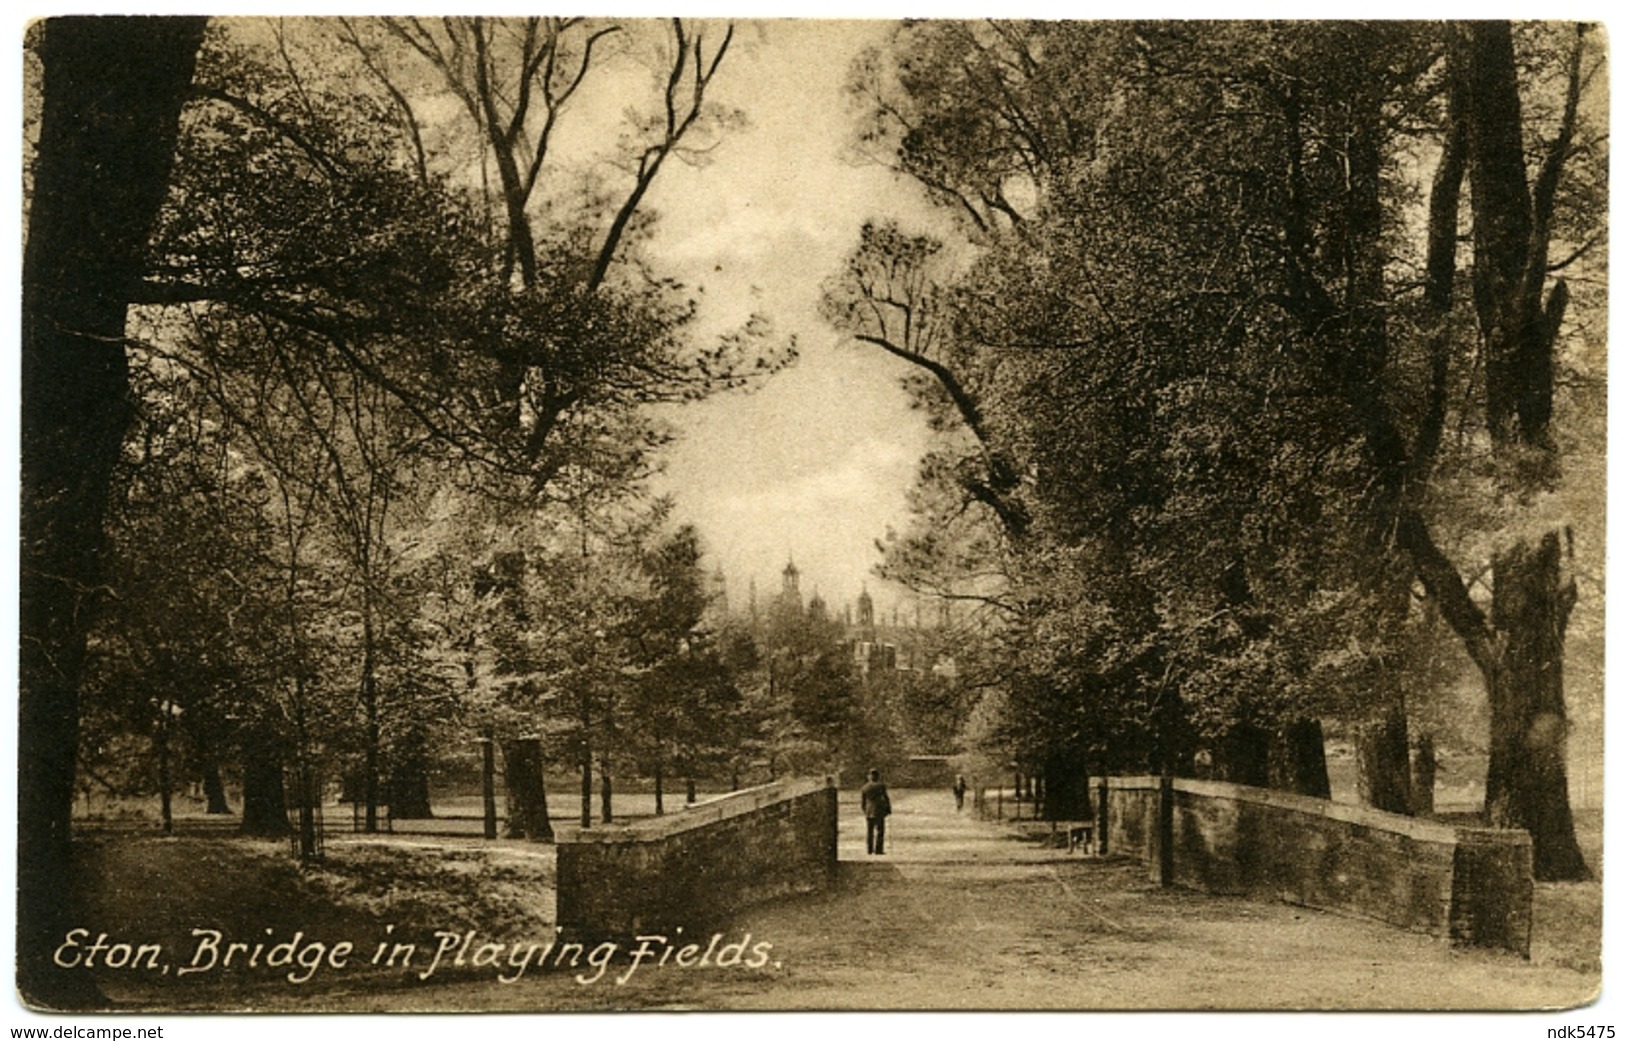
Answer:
[62,832,556,1009]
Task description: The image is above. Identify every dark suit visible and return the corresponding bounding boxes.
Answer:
[860,780,891,854]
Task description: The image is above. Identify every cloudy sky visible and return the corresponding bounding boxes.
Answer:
[636,20,946,616]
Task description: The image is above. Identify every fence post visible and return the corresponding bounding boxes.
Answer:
[1158,775,1174,887]
[480,737,498,840]
[824,775,839,882]
[1096,778,1109,857]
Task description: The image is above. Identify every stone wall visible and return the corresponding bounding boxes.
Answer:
[1105,776,1533,955]
[555,777,838,942]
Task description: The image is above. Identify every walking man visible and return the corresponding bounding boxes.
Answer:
[860,768,892,855]
[952,774,968,812]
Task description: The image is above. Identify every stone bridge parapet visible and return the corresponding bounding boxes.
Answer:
[555,777,839,943]
[1105,775,1532,955]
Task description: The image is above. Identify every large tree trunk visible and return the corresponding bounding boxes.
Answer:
[201,761,231,816]
[1484,533,1587,879]
[502,738,554,842]
[1356,705,1413,815]
[386,731,435,820]
[1215,722,1270,788]
[1412,734,1437,816]
[1457,22,1590,881]
[240,742,292,838]
[1040,747,1092,821]
[1364,23,1591,882]
[18,15,205,1008]
[190,724,232,815]
[1270,719,1331,799]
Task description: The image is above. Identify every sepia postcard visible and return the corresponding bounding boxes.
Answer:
[11,12,1608,1029]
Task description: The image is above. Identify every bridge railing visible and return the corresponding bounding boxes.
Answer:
[554,776,839,943]
[1104,775,1533,955]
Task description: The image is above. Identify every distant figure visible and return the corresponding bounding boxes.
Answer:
[952,774,968,812]
[860,768,892,855]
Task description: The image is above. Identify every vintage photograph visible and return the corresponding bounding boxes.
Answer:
[15,16,1607,1015]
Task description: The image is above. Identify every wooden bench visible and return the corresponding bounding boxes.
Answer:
[1049,819,1095,854]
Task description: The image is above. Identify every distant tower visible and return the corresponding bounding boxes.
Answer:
[807,588,827,622]
[778,558,803,616]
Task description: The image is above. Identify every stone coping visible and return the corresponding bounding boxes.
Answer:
[1106,775,1528,847]
[558,776,834,845]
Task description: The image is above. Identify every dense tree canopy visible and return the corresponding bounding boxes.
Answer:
[834,20,1605,876]
[22,19,794,985]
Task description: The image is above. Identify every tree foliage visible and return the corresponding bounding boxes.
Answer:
[27,12,794,877]
[836,20,1605,875]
